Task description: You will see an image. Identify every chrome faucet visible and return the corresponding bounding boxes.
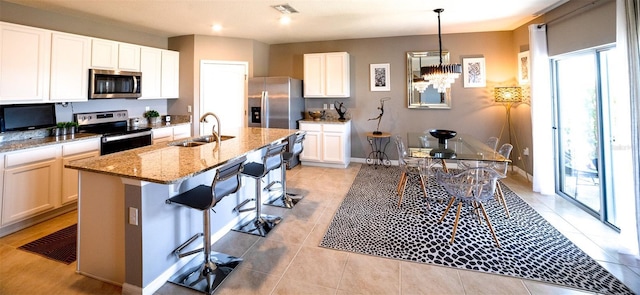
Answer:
[199,112,220,142]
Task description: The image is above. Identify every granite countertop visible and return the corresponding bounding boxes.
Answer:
[299,118,350,124]
[0,116,192,154]
[0,133,103,153]
[65,127,299,185]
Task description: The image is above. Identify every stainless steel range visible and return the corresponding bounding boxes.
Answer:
[74,110,152,155]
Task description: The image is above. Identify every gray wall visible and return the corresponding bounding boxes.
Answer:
[268,32,519,167]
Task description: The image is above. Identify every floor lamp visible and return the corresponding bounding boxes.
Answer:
[494,86,529,180]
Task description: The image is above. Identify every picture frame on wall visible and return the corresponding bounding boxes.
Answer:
[518,51,530,84]
[370,63,390,91]
[462,57,486,88]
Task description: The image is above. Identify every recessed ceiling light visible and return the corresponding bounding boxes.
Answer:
[279,15,291,25]
[212,24,222,31]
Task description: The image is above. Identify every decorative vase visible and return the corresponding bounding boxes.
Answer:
[147,117,160,124]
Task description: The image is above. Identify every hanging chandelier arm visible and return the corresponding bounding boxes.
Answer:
[435,8,443,65]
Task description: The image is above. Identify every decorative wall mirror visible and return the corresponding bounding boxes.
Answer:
[407,51,452,109]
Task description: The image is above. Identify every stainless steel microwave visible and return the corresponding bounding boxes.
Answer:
[89,69,141,99]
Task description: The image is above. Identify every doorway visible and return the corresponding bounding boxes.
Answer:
[200,61,248,136]
[552,47,633,228]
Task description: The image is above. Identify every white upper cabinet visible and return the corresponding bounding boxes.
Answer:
[161,50,179,98]
[303,52,350,98]
[140,47,179,99]
[50,32,91,102]
[90,38,118,69]
[91,38,140,71]
[118,43,140,71]
[0,22,51,103]
[139,46,162,99]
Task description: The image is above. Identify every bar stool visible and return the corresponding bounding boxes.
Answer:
[165,155,246,294]
[232,142,287,236]
[265,132,306,208]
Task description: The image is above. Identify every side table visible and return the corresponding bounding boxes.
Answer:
[365,132,391,167]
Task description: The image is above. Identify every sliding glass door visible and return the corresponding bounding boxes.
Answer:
[553,47,631,227]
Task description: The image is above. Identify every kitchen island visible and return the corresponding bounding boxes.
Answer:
[65,127,299,295]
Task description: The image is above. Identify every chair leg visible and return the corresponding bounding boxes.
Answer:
[441,160,449,173]
[478,203,500,247]
[450,202,463,244]
[397,172,406,195]
[418,175,430,210]
[496,182,510,218]
[438,197,456,223]
[397,175,408,208]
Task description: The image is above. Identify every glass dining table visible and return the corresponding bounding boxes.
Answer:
[406,132,510,163]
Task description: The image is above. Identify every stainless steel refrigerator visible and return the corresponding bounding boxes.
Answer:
[248,76,305,168]
[248,76,304,129]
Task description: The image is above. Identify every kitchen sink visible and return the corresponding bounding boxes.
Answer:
[169,135,235,147]
[192,135,235,143]
[170,141,206,147]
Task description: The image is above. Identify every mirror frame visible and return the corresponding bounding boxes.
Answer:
[406,51,452,109]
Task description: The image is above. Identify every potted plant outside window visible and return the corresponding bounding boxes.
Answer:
[144,110,161,124]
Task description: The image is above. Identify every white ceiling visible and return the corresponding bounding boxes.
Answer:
[4,0,567,44]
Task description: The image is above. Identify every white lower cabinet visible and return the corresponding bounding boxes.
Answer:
[0,137,100,235]
[299,121,351,168]
[61,139,100,204]
[153,124,192,143]
[172,124,191,140]
[2,145,61,225]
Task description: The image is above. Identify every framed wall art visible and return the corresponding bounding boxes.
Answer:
[518,51,530,84]
[370,63,390,91]
[462,57,486,88]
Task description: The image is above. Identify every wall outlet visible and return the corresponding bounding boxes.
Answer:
[323,104,327,110]
[145,106,150,112]
[523,147,530,156]
[129,207,138,226]
[188,105,192,113]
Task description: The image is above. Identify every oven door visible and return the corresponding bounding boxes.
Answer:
[101,131,152,155]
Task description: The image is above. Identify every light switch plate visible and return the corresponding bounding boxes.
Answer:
[129,207,138,226]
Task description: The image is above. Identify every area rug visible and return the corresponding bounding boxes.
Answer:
[320,165,633,294]
[18,224,77,264]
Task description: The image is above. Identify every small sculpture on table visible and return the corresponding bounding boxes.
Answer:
[334,101,347,121]
[368,97,390,135]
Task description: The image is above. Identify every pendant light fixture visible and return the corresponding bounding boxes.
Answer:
[420,8,461,93]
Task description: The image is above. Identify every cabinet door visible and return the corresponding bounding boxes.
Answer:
[139,47,162,99]
[152,127,173,143]
[62,151,99,204]
[91,38,118,69]
[300,131,322,162]
[322,131,345,163]
[325,52,350,97]
[118,43,140,71]
[0,23,51,103]
[161,50,179,98]
[303,53,325,97]
[3,151,60,225]
[50,32,91,102]
[172,124,191,140]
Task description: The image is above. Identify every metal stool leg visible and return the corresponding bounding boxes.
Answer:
[264,162,303,208]
[232,177,282,237]
[168,208,242,294]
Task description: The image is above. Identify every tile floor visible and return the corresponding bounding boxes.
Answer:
[1,163,639,295]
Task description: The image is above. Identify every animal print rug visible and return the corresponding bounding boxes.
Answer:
[320,165,633,294]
